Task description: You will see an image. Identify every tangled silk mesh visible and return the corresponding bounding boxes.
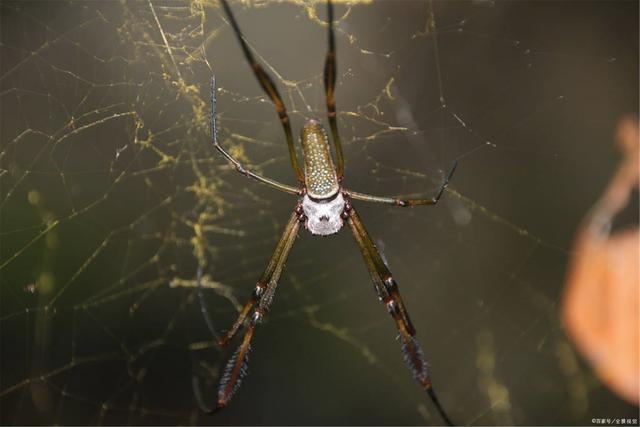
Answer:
[1,1,638,425]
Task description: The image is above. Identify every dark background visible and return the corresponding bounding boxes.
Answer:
[1,0,638,425]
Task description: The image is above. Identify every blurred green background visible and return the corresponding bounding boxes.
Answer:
[1,0,638,425]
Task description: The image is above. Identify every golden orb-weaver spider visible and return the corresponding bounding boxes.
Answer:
[195,1,457,424]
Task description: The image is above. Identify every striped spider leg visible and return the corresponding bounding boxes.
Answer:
[323,0,345,179]
[196,0,457,424]
[345,204,454,426]
[193,210,301,412]
[217,0,304,183]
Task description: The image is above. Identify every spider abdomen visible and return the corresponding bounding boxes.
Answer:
[301,193,345,236]
[300,119,339,199]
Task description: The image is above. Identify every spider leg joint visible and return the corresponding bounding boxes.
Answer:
[341,200,353,219]
[385,299,399,315]
[253,282,266,298]
[383,276,396,289]
[234,163,248,176]
[252,308,266,324]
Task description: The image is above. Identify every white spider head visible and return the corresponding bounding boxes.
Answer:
[301,193,345,236]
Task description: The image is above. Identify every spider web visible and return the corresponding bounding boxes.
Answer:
[1,0,638,425]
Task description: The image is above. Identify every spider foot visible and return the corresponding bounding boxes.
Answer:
[213,401,227,413]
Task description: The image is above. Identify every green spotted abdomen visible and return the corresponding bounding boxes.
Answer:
[300,120,339,199]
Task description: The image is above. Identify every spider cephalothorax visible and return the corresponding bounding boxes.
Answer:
[196,0,457,425]
[299,191,346,236]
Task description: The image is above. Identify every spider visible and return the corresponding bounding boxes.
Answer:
[195,0,457,424]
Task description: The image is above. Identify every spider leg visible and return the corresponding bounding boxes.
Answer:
[217,208,301,347]
[346,205,455,426]
[348,160,457,206]
[323,0,345,179]
[210,76,300,195]
[196,264,221,342]
[218,0,304,182]
[194,208,301,413]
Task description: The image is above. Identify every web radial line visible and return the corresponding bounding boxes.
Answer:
[346,207,454,426]
[148,0,183,81]
[323,0,345,179]
[196,264,221,342]
[427,0,446,107]
[218,0,304,182]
